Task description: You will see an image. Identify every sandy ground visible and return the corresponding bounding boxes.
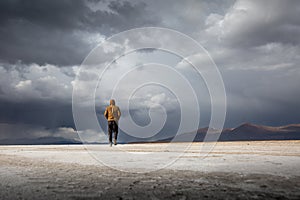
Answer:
[0,141,299,199]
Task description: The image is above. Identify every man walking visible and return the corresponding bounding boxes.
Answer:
[104,99,121,146]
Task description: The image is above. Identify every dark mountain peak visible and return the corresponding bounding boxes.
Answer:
[231,122,273,134]
[234,122,257,129]
[237,122,259,128]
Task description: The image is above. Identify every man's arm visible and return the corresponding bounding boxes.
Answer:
[117,107,121,120]
[104,108,108,119]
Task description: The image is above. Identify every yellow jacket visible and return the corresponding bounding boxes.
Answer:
[104,105,121,122]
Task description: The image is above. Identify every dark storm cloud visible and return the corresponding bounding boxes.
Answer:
[221,68,300,127]
[0,0,89,65]
[0,1,88,30]
[0,99,74,129]
[0,0,160,65]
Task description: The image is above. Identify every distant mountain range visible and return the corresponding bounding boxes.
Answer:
[161,123,300,142]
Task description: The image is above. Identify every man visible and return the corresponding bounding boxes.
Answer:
[104,99,121,146]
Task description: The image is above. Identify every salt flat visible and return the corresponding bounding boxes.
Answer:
[0,141,299,199]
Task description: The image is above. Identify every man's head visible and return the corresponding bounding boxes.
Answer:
[110,99,115,105]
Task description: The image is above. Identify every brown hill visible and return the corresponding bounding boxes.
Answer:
[162,123,300,142]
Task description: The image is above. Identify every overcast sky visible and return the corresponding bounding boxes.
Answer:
[0,0,300,143]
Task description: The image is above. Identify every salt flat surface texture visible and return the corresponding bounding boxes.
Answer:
[0,141,299,175]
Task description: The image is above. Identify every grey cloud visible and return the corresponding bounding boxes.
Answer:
[0,0,160,66]
[204,0,300,48]
[0,21,89,66]
[221,68,300,127]
[0,123,85,145]
[141,0,234,35]
[0,63,74,102]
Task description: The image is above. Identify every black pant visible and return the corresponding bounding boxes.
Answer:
[108,121,118,143]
